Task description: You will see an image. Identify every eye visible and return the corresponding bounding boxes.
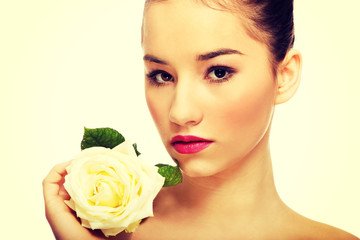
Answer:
[146,70,174,86]
[206,66,235,83]
[212,69,227,78]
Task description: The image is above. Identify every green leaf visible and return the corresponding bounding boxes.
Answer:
[156,164,182,187]
[132,143,141,156]
[81,127,125,150]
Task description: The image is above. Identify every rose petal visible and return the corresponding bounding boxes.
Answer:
[63,142,165,236]
[113,140,137,158]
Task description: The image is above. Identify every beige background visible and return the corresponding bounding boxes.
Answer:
[1,0,359,238]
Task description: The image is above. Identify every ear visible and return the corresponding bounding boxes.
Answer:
[275,49,303,104]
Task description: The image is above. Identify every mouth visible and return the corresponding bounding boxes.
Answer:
[170,135,213,154]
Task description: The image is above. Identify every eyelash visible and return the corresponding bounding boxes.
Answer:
[205,65,236,83]
[146,70,173,87]
[146,65,236,87]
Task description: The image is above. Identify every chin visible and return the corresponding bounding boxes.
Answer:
[176,157,223,178]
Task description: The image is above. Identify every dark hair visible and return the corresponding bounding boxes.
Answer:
[144,0,295,72]
[231,0,295,65]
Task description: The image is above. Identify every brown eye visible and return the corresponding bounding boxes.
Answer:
[156,72,173,82]
[147,70,174,86]
[206,66,235,83]
[213,69,227,79]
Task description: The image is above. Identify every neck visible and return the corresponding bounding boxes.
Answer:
[175,131,284,219]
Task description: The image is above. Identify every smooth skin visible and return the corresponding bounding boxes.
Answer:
[43,0,359,239]
[135,0,358,239]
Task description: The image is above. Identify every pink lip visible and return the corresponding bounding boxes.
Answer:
[171,135,213,154]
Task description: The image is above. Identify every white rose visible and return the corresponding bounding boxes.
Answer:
[64,140,165,237]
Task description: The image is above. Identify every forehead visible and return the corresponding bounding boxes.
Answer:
[142,0,257,56]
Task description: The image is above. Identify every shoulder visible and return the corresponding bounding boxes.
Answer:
[310,222,358,240]
[131,186,189,240]
[289,216,359,240]
[152,185,182,214]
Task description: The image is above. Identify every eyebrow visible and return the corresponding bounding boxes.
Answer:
[143,55,168,65]
[143,48,244,65]
[197,48,244,61]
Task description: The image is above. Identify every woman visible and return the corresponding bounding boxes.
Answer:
[43,0,359,239]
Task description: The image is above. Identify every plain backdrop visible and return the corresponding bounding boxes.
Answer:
[1,0,359,238]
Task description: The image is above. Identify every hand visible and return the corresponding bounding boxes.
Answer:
[42,161,105,240]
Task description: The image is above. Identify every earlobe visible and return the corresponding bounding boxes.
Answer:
[275,49,302,104]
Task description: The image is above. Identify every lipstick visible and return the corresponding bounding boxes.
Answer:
[171,135,213,154]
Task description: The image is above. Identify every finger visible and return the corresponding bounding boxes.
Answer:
[43,160,72,183]
[59,181,71,200]
[43,161,72,201]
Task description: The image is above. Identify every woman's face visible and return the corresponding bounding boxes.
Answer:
[142,0,277,177]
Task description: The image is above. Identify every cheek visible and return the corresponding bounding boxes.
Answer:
[145,90,161,125]
[145,89,170,136]
[212,78,276,141]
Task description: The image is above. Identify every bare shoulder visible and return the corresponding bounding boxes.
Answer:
[130,187,183,240]
[290,215,359,240]
[311,221,359,240]
[132,190,360,240]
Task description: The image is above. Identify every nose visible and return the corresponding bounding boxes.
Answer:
[169,81,203,127]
